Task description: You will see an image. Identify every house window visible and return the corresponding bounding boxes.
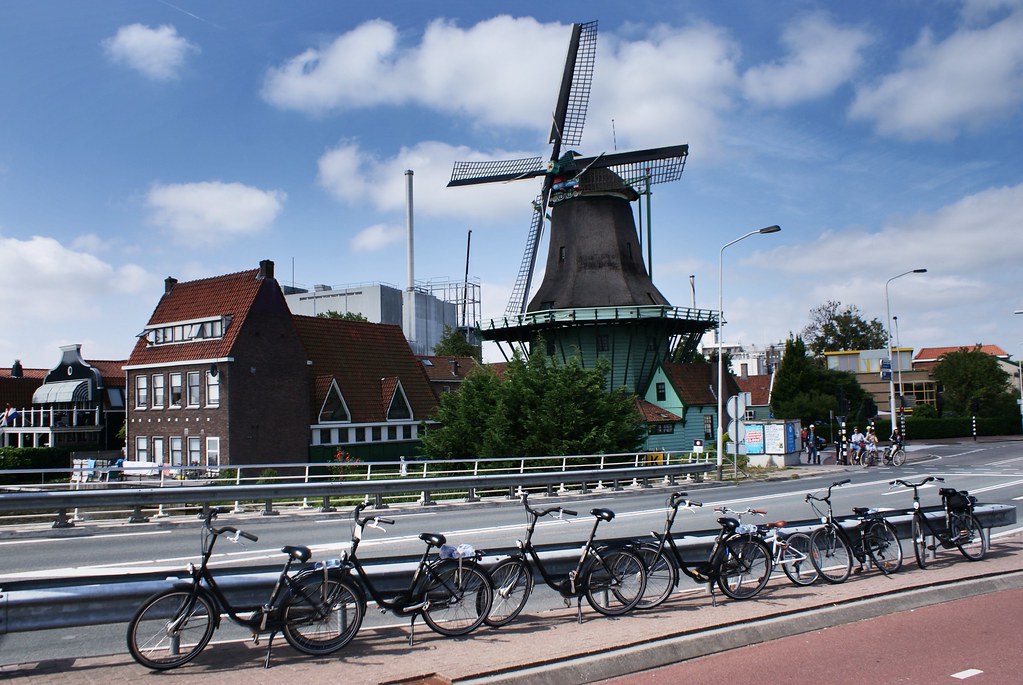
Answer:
[372,427,381,441]
[656,382,666,402]
[355,427,365,442]
[320,383,350,422]
[188,437,201,466]
[320,428,331,444]
[169,373,183,408]
[135,375,148,409]
[152,437,165,466]
[704,415,714,441]
[206,437,220,467]
[403,425,412,440]
[387,426,397,440]
[135,436,149,462]
[151,374,165,409]
[559,246,566,262]
[186,371,201,407]
[650,424,675,435]
[206,371,220,407]
[386,389,411,420]
[597,335,610,352]
[170,436,183,466]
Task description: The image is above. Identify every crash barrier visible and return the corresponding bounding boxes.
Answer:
[0,462,714,528]
[0,503,1014,635]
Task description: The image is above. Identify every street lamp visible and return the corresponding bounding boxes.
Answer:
[893,314,905,435]
[885,269,926,436]
[716,224,781,480]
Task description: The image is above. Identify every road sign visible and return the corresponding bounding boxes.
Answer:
[727,420,746,445]
[726,394,746,419]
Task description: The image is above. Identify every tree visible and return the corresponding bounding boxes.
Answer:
[931,346,1013,418]
[420,349,645,459]
[801,301,887,359]
[432,325,482,362]
[317,310,368,322]
[770,336,868,424]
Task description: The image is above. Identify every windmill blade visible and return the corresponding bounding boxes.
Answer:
[505,190,549,317]
[573,144,689,186]
[448,156,546,187]
[549,20,598,156]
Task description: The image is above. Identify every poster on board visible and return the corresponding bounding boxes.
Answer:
[745,423,765,455]
[764,423,786,454]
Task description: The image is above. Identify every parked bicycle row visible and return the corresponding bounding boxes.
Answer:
[126,476,987,671]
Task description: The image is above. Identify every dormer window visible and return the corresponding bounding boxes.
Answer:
[143,316,231,346]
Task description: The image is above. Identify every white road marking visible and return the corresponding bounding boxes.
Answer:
[0,529,173,547]
[951,668,984,679]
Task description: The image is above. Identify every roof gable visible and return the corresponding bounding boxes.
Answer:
[294,316,437,424]
[914,344,1009,363]
[658,362,740,406]
[735,374,772,406]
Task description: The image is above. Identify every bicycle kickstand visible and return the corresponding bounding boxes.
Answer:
[576,597,583,624]
[708,582,718,608]
[408,614,417,647]
[263,630,277,669]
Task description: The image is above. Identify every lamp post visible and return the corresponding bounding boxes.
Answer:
[885,269,926,436]
[893,314,905,436]
[1016,311,1023,434]
[716,225,781,480]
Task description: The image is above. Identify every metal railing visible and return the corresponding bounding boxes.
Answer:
[0,456,714,528]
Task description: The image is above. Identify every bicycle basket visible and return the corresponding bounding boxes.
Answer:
[941,488,974,512]
[439,543,476,559]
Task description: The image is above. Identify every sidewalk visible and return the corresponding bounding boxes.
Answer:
[3,529,1020,685]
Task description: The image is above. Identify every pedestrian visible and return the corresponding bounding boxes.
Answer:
[808,425,819,464]
[800,426,808,456]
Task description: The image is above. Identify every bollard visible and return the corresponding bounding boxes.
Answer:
[261,499,279,516]
[53,508,74,528]
[319,495,336,513]
[129,504,149,524]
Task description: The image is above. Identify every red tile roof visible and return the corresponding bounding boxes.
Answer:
[735,374,772,406]
[635,398,681,423]
[87,360,128,387]
[914,344,1009,363]
[127,269,271,366]
[293,316,437,424]
[661,362,740,406]
[419,356,479,382]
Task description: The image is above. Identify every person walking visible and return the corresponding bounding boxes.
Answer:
[807,425,819,464]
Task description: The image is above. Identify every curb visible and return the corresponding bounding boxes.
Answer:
[460,569,1023,685]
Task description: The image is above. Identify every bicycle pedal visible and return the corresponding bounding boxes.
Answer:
[927,545,937,551]
[251,634,260,645]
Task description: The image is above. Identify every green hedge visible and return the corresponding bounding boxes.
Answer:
[871,416,1021,440]
[0,447,73,484]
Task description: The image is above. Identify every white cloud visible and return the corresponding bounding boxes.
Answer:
[317,140,535,221]
[741,14,871,108]
[351,223,404,252]
[849,10,1023,140]
[264,18,740,156]
[101,24,199,81]
[146,181,286,245]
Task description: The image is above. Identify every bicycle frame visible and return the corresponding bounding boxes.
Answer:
[650,494,751,588]
[806,480,879,565]
[892,476,973,549]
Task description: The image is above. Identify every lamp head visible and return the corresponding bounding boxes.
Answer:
[759,225,781,234]
[912,268,927,273]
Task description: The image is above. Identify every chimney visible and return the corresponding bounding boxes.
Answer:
[11,359,23,378]
[165,277,178,294]
[258,259,274,280]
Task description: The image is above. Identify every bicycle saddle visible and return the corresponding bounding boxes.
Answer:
[420,532,446,547]
[718,517,739,532]
[591,508,615,522]
[281,545,312,563]
[765,520,786,529]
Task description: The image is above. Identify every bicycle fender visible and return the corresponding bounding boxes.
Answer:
[293,566,368,613]
[164,584,222,629]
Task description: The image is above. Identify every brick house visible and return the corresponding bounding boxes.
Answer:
[297,316,438,462]
[418,355,479,399]
[124,261,309,469]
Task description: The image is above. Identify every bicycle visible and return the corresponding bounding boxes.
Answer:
[718,507,818,587]
[485,493,647,626]
[862,442,906,468]
[805,479,903,583]
[633,492,772,609]
[127,508,361,670]
[333,502,493,645]
[891,476,987,568]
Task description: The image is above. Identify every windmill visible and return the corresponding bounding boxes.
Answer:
[447,20,689,317]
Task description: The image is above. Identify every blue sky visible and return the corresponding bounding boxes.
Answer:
[2,1,1023,369]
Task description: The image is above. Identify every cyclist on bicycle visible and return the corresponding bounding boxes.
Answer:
[848,426,866,464]
[890,427,903,450]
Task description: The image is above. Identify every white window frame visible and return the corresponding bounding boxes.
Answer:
[135,375,148,410]
[152,436,165,466]
[186,371,201,408]
[169,373,183,408]
[205,437,220,467]
[170,436,183,466]
[135,436,149,462]
[151,374,165,409]
[206,371,220,407]
[187,436,201,466]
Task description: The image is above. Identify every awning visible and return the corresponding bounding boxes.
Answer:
[32,379,91,404]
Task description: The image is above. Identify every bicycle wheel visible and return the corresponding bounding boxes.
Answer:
[421,561,493,637]
[127,589,216,670]
[809,526,853,583]
[718,537,771,599]
[780,532,818,586]
[865,520,903,574]
[952,513,988,561]
[912,516,929,569]
[892,449,906,466]
[282,572,364,655]
[585,548,647,616]
[861,453,872,468]
[484,557,533,627]
[635,543,678,609]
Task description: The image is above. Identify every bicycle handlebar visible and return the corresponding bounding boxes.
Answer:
[520,493,576,518]
[890,476,942,489]
[806,478,851,502]
[353,501,395,528]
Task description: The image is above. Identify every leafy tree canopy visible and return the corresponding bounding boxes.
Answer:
[770,336,869,424]
[317,310,368,322]
[931,346,1013,418]
[801,300,887,359]
[420,349,645,459]
[432,325,482,362]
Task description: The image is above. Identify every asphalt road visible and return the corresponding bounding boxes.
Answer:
[1,438,1021,667]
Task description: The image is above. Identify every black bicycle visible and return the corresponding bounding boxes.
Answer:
[127,508,361,670]
[892,476,987,568]
[861,442,906,468]
[485,494,647,626]
[334,502,493,645]
[805,479,903,583]
[717,507,819,587]
[634,492,772,608]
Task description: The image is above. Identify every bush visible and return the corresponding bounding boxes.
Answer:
[0,447,73,484]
